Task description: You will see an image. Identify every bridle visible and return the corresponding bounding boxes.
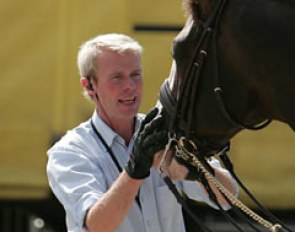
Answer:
[159,0,271,157]
[157,0,293,231]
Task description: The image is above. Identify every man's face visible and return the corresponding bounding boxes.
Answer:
[93,49,143,122]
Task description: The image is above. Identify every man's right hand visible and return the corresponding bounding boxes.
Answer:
[125,108,168,179]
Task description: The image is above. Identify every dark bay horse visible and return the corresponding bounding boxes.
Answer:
[160,0,295,155]
[158,0,295,231]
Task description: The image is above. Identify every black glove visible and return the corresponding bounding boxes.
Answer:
[125,108,168,179]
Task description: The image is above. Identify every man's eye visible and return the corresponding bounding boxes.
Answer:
[131,73,141,78]
[112,75,122,80]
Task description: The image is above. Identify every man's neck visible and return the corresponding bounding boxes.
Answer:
[97,110,136,145]
[110,118,135,145]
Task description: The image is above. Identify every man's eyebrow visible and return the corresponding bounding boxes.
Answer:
[132,68,142,73]
[108,71,122,77]
[107,68,142,77]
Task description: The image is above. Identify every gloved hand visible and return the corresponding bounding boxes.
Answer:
[125,108,168,179]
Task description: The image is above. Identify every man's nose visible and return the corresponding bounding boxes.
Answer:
[125,77,136,89]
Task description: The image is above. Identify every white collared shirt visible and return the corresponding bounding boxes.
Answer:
[47,111,235,232]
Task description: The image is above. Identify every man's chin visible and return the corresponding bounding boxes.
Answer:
[119,104,139,115]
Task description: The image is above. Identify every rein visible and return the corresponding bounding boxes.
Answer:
[158,0,293,231]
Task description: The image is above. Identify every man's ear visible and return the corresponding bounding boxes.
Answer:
[80,77,94,91]
[80,77,99,101]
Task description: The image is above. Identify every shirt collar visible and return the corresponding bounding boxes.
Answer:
[91,111,143,147]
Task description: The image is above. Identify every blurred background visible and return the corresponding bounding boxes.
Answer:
[0,0,294,231]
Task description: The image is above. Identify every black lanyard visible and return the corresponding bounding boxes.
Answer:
[90,119,141,208]
[90,120,123,173]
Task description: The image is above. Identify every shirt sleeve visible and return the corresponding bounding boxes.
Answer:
[47,132,107,229]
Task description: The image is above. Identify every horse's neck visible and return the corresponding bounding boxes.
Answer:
[221,0,295,126]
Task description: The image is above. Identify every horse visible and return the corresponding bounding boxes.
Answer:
[158,0,295,231]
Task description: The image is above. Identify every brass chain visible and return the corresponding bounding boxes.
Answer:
[176,137,282,232]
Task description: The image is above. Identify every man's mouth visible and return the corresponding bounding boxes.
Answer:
[118,96,136,104]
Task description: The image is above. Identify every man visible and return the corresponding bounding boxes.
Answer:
[47,33,238,232]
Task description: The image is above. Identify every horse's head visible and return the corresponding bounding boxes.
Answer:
[159,0,293,156]
[156,1,295,228]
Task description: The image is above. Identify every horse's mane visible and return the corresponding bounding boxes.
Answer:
[182,0,200,21]
[182,0,196,18]
[183,0,295,22]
